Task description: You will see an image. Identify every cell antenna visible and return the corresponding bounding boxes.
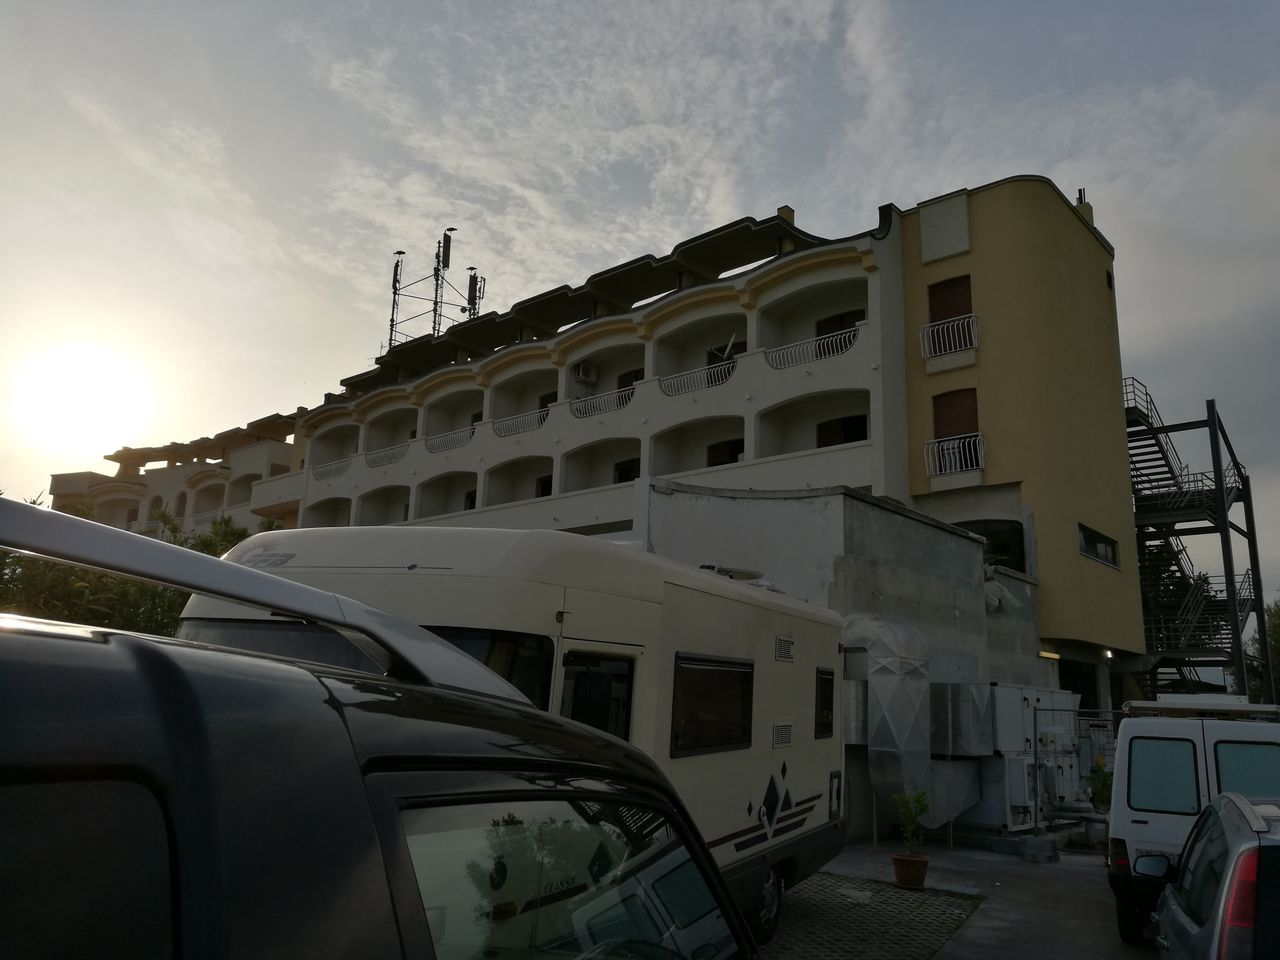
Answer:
[432,227,457,337]
[466,266,487,320]
[378,227,489,356]
[386,250,407,349]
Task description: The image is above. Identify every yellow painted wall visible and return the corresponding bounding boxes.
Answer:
[901,177,1143,654]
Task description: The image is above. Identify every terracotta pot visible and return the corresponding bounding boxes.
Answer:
[891,852,929,889]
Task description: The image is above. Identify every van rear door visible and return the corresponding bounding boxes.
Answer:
[1201,720,1280,799]
[1116,719,1210,859]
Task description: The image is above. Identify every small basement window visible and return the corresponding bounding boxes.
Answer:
[1078,524,1118,567]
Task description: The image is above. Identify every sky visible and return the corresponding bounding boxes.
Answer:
[2,0,1278,600]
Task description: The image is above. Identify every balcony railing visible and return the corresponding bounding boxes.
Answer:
[765,326,862,369]
[191,508,223,524]
[424,425,476,453]
[365,442,408,468]
[920,314,980,359]
[659,359,736,397]
[570,386,634,419]
[312,458,352,480]
[493,407,550,437]
[924,433,985,476]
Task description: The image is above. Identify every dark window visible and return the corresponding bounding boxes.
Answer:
[671,656,753,756]
[932,388,979,439]
[706,341,745,366]
[815,310,865,338]
[463,489,477,510]
[538,391,558,409]
[706,437,744,467]
[470,409,483,425]
[927,274,972,324]
[534,474,553,498]
[409,427,418,440]
[1215,741,1280,796]
[613,457,641,484]
[2,780,173,958]
[398,797,736,960]
[427,625,554,709]
[815,669,835,739]
[126,507,139,524]
[955,519,1026,572]
[1079,524,1118,567]
[617,368,644,390]
[816,415,868,448]
[560,652,634,740]
[1128,737,1199,815]
[1058,659,1099,711]
[1174,811,1229,926]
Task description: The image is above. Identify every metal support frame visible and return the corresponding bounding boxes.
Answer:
[1207,400,1247,693]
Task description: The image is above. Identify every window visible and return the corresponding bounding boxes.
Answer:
[398,797,735,960]
[1215,741,1280,796]
[538,391,558,409]
[706,438,744,468]
[1078,524,1118,567]
[927,274,972,324]
[560,652,634,740]
[955,519,1026,572]
[470,410,483,425]
[535,474,553,498]
[1058,659,1099,711]
[617,368,644,391]
[2,780,173,957]
[706,341,745,366]
[815,415,868,448]
[1174,811,1229,926]
[463,489,477,510]
[427,625,554,709]
[932,388,978,439]
[815,669,835,739]
[815,310,865,338]
[613,457,641,484]
[1128,737,1199,815]
[671,656,753,756]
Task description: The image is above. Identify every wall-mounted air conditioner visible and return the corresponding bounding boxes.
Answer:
[572,362,598,385]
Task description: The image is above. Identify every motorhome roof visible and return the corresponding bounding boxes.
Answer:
[0,498,526,702]
[224,525,841,623]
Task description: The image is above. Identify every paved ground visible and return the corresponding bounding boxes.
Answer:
[764,842,1153,959]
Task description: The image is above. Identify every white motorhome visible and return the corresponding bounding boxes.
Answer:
[179,526,847,941]
[1105,696,1280,944]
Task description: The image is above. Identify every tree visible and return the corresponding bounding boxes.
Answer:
[0,494,254,637]
[1246,598,1280,703]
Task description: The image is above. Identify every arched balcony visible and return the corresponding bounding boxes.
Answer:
[651,417,744,476]
[302,497,352,528]
[416,472,477,519]
[491,370,557,437]
[566,345,645,419]
[757,390,870,458]
[423,390,483,452]
[562,438,642,492]
[653,313,747,397]
[486,456,554,507]
[193,484,225,515]
[310,424,360,469]
[365,407,418,461]
[357,485,410,526]
[227,473,260,507]
[758,277,868,351]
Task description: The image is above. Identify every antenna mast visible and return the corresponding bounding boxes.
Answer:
[380,227,487,356]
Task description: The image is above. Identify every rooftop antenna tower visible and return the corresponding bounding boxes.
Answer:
[382,227,488,355]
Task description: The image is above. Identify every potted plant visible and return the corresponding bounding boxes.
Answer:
[891,790,930,888]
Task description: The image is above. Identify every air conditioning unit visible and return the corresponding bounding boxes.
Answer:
[572,361,598,385]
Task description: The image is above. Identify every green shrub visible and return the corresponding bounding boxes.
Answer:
[892,790,929,854]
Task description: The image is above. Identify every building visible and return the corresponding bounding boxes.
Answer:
[50,174,1146,708]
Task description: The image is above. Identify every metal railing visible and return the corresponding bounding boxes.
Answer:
[919,314,979,359]
[424,425,475,453]
[924,433,985,476]
[365,442,408,468]
[1123,376,1187,480]
[311,458,351,480]
[493,407,550,437]
[570,386,634,419]
[658,359,736,397]
[764,325,862,369]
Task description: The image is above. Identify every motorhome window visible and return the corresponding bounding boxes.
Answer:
[1127,737,1199,815]
[815,669,835,739]
[425,626,553,710]
[670,656,753,757]
[560,653,634,740]
[176,618,384,674]
[1214,741,1280,796]
[398,797,740,960]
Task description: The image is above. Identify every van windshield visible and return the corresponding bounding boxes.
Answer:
[176,618,384,674]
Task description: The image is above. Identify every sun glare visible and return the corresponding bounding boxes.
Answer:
[5,341,157,465]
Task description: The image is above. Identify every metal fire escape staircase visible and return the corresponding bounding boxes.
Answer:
[1122,378,1273,701]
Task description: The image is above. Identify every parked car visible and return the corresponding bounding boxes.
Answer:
[1132,792,1280,959]
[0,498,757,959]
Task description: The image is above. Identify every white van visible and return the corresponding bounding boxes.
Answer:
[1106,697,1280,944]
[179,526,848,942]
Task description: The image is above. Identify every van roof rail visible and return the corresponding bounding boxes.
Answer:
[0,498,527,703]
[1123,699,1280,721]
